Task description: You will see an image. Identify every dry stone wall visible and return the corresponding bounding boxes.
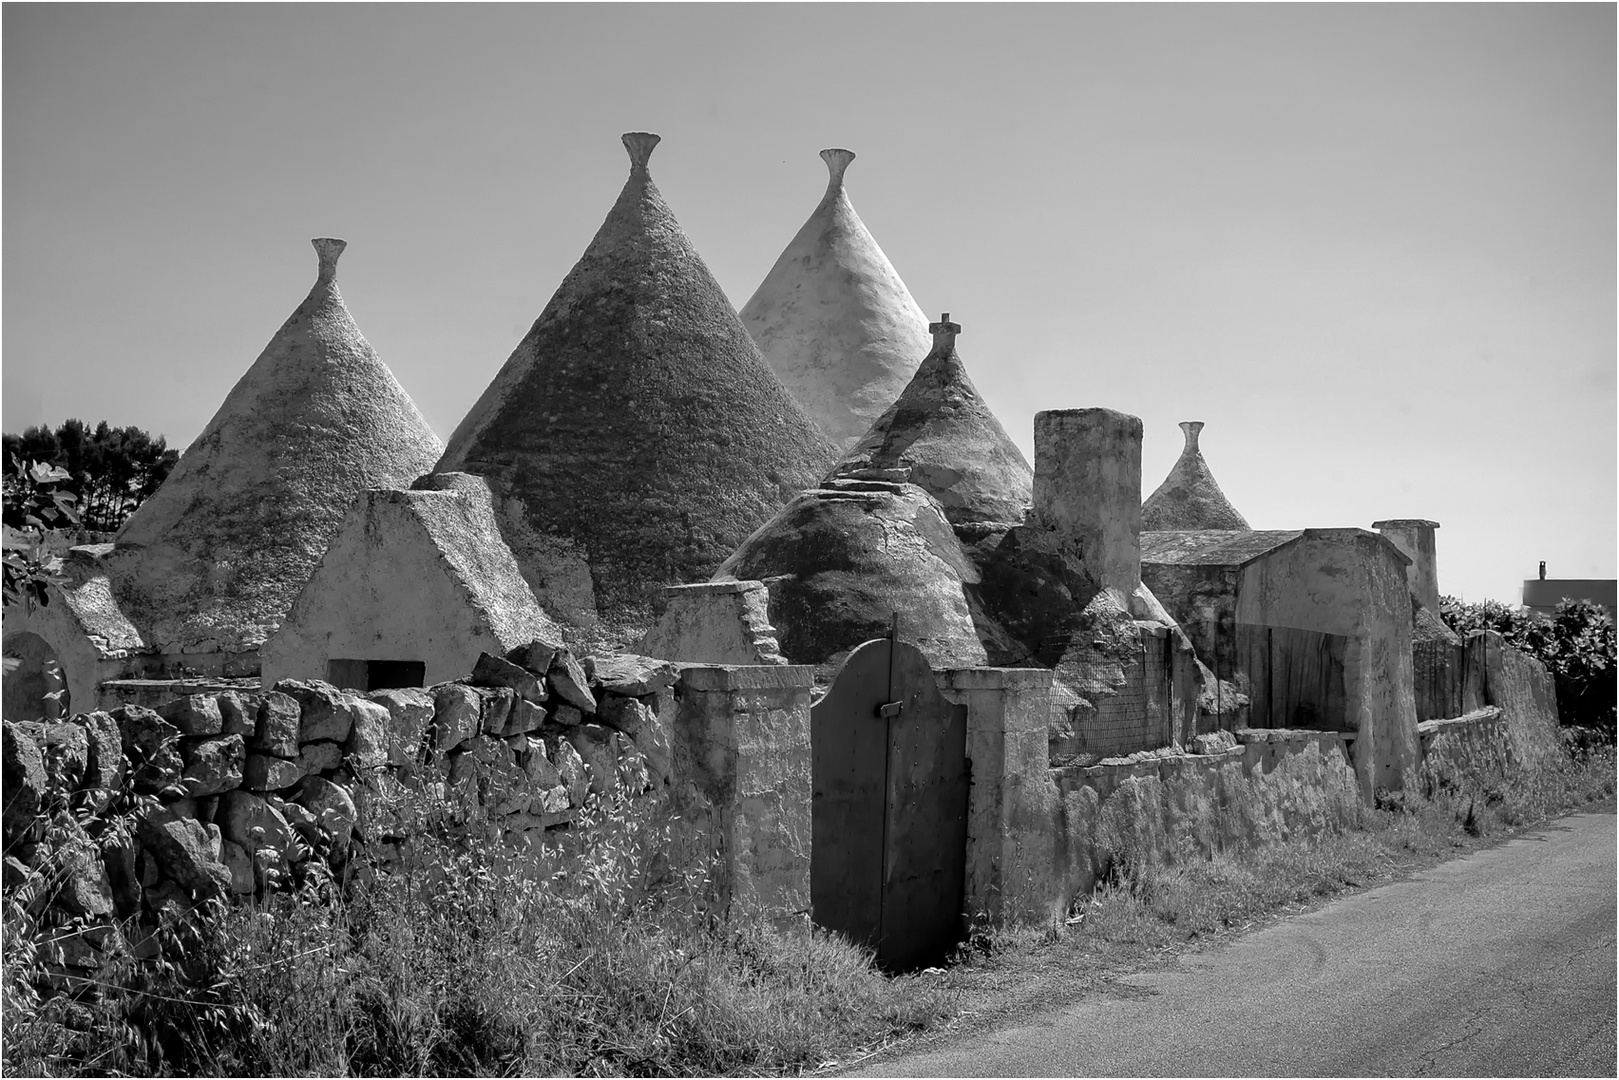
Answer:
[1,641,682,992]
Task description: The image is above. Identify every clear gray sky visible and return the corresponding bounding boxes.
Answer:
[5,4,1613,604]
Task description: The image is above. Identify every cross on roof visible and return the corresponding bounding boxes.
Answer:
[929,312,960,351]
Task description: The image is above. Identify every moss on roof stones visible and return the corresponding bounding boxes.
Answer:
[1141,421,1251,531]
[437,133,836,618]
[109,239,444,654]
[832,315,1032,526]
[739,149,931,450]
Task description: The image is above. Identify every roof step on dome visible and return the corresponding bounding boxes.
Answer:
[832,313,1032,527]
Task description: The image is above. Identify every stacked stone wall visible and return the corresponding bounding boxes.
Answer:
[1,642,684,992]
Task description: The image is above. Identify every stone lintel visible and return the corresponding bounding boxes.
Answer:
[938,667,1055,691]
[676,664,816,693]
[664,580,767,597]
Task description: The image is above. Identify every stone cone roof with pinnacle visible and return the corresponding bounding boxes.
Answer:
[1141,421,1250,531]
[832,314,1032,527]
[438,133,836,620]
[110,239,445,654]
[739,148,931,450]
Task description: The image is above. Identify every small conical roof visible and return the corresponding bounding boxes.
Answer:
[111,239,445,653]
[439,133,835,619]
[832,315,1032,526]
[1141,422,1250,531]
[739,149,931,449]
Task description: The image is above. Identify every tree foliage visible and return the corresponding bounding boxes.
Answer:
[1,456,79,613]
[2,420,179,533]
[1441,594,1616,734]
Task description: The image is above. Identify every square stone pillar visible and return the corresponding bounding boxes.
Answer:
[938,667,1061,925]
[670,664,815,924]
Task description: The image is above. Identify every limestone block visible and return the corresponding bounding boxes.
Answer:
[216,691,259,738]
[220,839,255,895]
[345,700,391,770]
[598,695,650,736]
[2,721,47,841]
[506,638,562,677]
[274,798,321,846]
[19,721,89,796]
[112,706,185,796]
[242,753,306,792]
[275,679,355,743]
[472,652,547,704]
[180,734,245,797]
[159,695,224,738]
[137,806,231,897]
[502,697,546,737]
[294,776,358,843]
[476,686,515,736]
[629,699,672,788]
[591,654,678,697]
[253,692,301,758]
[546,736,590,806]
[52,815,115,917]
[521,741,563,788]
[79,711,124,809]
[547,650,597,715]
[566,724,620,796]
[298,741,342,775]
[551,704,583,727]
[102,837,141,916]
[431,684,482,752]
[368,686,435,767]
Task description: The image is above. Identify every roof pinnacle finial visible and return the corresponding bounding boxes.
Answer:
[821,148,855,188]
[622,132,661,171]
[312,238,346,284]
[929,312,960,353]
[1179,420,1205,452]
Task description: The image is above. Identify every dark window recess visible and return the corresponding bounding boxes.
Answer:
[326,659,427,692]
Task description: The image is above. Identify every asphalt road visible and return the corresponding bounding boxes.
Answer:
[861,811,1617,1078]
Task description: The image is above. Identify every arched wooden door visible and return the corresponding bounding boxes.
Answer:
[810,635,969,970]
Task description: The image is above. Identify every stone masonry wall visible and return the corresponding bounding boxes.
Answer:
[1,642,703,992]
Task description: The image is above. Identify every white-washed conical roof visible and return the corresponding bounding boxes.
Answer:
[1141,422,1250,531]
[833,315,1032,526]
[110,239,444,653]
[438,133,836,620]
[739,149,931,450]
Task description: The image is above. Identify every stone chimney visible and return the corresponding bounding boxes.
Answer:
[1033,408,1143,595]
[1372,519,1441,611]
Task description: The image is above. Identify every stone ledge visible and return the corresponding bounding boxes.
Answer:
[938,667,1055,691]
[676,665,816,692]
[1417,706,1503,737]
[664,580,767,597]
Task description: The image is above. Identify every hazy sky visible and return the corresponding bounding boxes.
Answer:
[4,4,1614,604]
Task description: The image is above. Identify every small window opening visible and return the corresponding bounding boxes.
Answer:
[327,659,426,692]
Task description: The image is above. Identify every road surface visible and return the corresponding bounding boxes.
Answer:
[861,811,1616,1077]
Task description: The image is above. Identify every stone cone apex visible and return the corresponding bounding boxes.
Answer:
[738,148,931,450]
[438,133,836,621]
[832,314,1032,526]
[112,239,445,654]
[1141,421,1250,531]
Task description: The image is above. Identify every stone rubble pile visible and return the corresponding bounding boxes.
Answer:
[1,639,675,991]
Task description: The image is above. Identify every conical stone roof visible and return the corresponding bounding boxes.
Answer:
[111,239,445,654]
[438,133,836,620]
[739,149,931,450]
[832,315,1032,526]
[1141,422,1250,531]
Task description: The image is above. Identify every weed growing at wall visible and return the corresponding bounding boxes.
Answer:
[3,780,957,1077]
